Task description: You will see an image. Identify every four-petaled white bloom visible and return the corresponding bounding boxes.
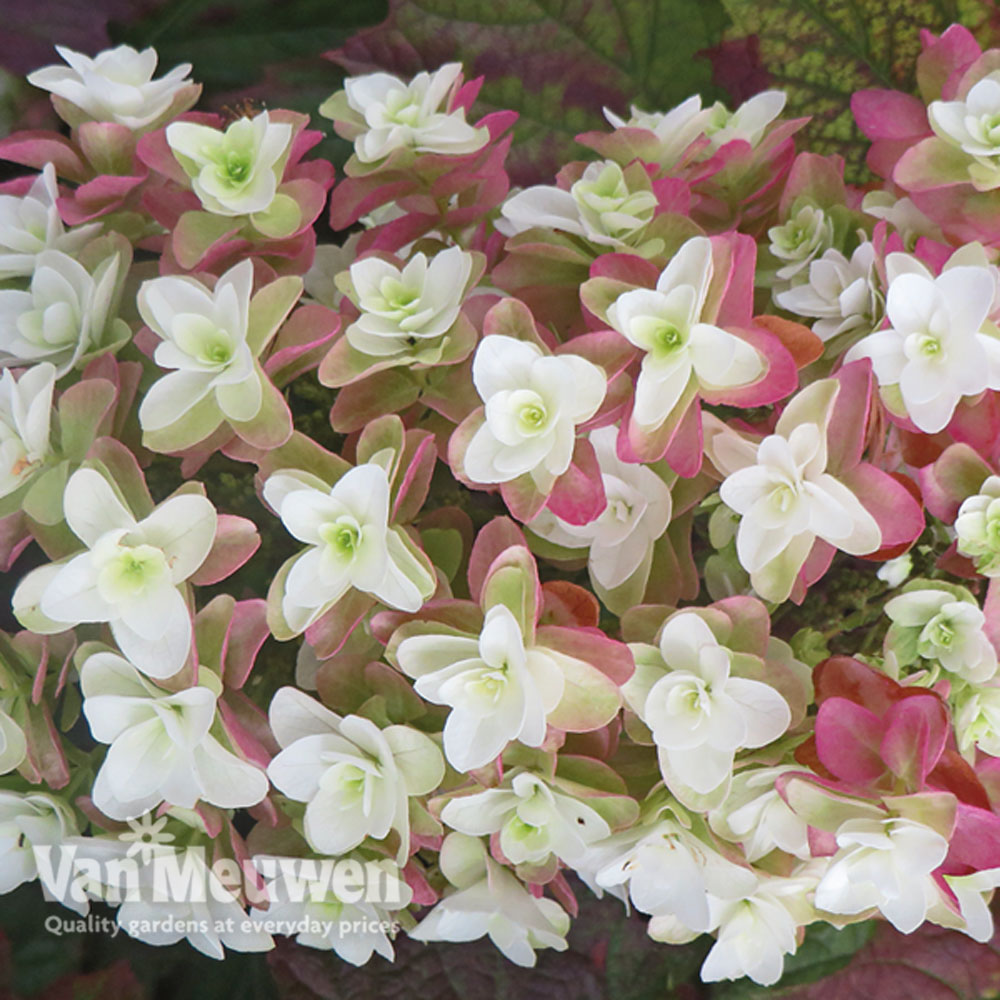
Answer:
[845,256,1000,433]
[440,770,610,866]
[956,475,1000,576]
[463,334,606,487]
[264,463,436,632]
[885,588,998,682]
[0,790,83,912]
[0,249,121,375]
[814,816,948,933]
[0,163,99,280]
[607,236,764,428]
[498,160,657,248]
[410,832,570,967]
[697,875,812,987]
[528,425,672,592]
[625,613,791,797]
[27,45,194,130]
[12,468,216,679]
[266,687,444,862]
[81,651,268,821]
[0,362,55,499]
[346,247,472,357]
[708,766,811,863]
[343,64,488,163]
[591,816,757,932]
[775,242,878,341]
[929,71,1000,189]
[250,854,411,964]
[137,259,261,431]
[167,112,293,217]
[709,379,881,602]
[395,603,566,772]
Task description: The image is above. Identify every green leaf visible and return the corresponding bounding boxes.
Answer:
[331,0,730,184]
[720,0,993,182]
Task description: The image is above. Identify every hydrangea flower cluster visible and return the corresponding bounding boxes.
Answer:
[3,34,1000,988]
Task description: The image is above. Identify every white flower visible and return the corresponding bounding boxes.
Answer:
[940,868,1000,942]
[698,875,810,987]
[0,164,99,279]
[604,96,710,166]
[463,334,606,487]
[592,817,757,932]
[251,854,411,964]
[345,247,472,357]
[497,160,657,248]
[625,614,790,796]
[166,112,293,217]
[862,192,944,248]
[0,361,55,499]
[0,790,82,912]
[710,378,882,602]
[702,91,786,149]
[930,71,1000,189]
[343,64,488,163]
[768,203,835,282]
[527,425,672,592]
[410,832,569,967]
[877,553,913,588]
[955,684,1000,757]
[775,242,878,341]
[607,236,764,428]
[66,835,273,959]
[708,766,811,862]
[604,91,785,161]
[394,603,565,772]
[440,770,610,866]
[27,45,194,130]
[885,588,997,682]
[814,816,948,933]
[266,687,444,862]
[845,257,1000,433]
[81,651,268,821]
[264,463,436,632]
[0,248,121,376]
[137,259,261,432]
[12,468,216,679]
[956,475,1000,575]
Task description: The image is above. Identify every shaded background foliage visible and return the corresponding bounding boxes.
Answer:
[4,0,1000,996]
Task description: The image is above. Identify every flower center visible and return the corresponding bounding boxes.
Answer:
[319,516,362,560]
[517,401,548,432]
[97,544,169,601]
[917,334,943,358]
[925,614,955,648]
[220,150,252,187]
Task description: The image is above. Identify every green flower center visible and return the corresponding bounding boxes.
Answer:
[653,321,684,353]
[319,516,362,560]
[220,150,252,187]
[518,402,547,431]
[98,544,169,601]
[918,334,943,358]
[925,613,956,649]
